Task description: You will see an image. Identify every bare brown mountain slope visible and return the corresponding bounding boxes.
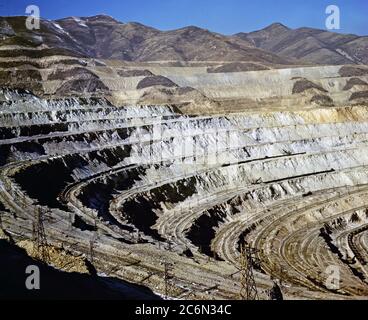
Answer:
[1,16,367,66]
[0,15,294,65]
[236,23,368,65]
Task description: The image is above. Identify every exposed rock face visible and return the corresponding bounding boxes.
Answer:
[349,91,368,102]
[0,58,87,69]
[52,68,109,96]
[117,69,153,77]
[17,240,90,274]
[0,60,109,97]
[0,69,44,95]
[0,19,15,38]
[1,87,368,300]
[1,14,368,301]
[55,77,109,96]
[0,16,87,58]
[310,94,334,106]
[47,67,97,81]
[137,85,218,111]
[151,65,368,113]
[207,62,270,73]
[136,75,178,90]
[339,65,368,77]
[292,78,328,94]
[343,78,368,91]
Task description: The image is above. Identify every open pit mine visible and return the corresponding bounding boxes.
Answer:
[1,15,368,300]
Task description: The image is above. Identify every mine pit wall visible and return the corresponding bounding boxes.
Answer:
[2,88,368,298]
[136,66,368,112]
[152,65,342,87]
[5,104,364,225]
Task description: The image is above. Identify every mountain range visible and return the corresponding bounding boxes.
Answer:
[0,15,367,66]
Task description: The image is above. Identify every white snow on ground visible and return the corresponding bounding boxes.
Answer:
[51,20,87,52]
[336,48,356,63]
[52,22,68,34]
[72,17,88,28]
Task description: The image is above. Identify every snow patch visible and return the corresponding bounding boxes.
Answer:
[72,17,88,28]
[52,22,68,35]
[336,48,356,63]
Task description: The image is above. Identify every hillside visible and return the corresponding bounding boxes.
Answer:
[0,15,295,65]
[236,23,368,65]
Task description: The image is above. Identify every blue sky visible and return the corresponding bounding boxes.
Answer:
[1,0,367,35]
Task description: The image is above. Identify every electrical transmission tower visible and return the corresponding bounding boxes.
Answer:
[89,239,94,263]
[89,233,98,263]
[32,206,50,263]
[69,212,74,231]
[239,243,260,300]
[162,260,174,299]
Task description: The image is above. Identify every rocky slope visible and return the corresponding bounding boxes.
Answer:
[1,14,368,301]
[0,15,292,66]
[2,16,367,67]
[236,23,368,65]
[1,86,368,300]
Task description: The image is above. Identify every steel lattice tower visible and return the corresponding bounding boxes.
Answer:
[239,243,259,300]
[163,260,174,299]
[32,206,50,263]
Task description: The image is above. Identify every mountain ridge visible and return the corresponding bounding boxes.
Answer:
[236,22,368,65]
[0,15,367,66]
